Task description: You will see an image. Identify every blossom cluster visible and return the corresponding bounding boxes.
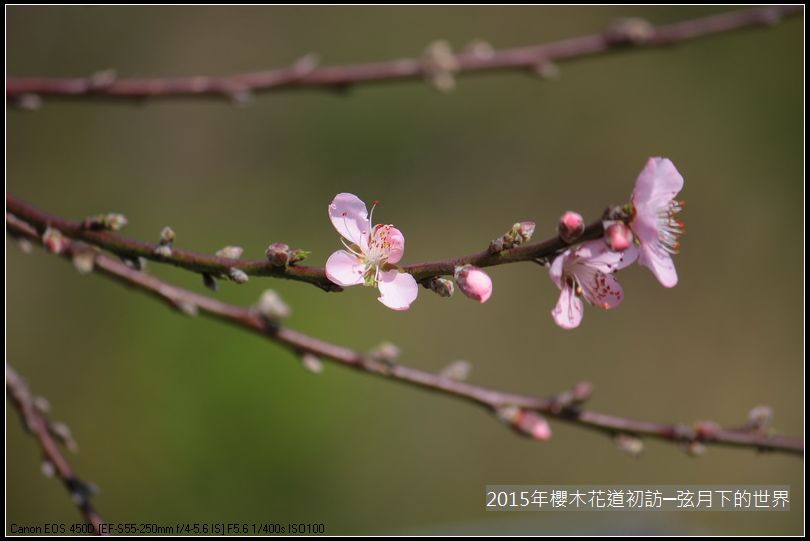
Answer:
[550,157,684,329]
[324,157,684,329]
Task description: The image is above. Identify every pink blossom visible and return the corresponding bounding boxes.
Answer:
[629,157,685,288]
[518,411,552,441]
[605,222,634,252]
[325,193,418,310]
[558,211,585,243]
[549,239,636,329]
[454,265,493,303]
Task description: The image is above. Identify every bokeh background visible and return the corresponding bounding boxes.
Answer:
[6,5,803,535]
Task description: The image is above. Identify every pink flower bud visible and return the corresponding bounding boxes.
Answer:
[693,420,721,439]
[605,222,634,252]
[516,411,552,441]
[265,243,290,267]
[42,227,66,254]
[454,265,493,303]
[558,211,584,243]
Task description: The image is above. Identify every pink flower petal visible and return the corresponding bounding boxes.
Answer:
[631,157,684,211]
[549,252,566,288]
[377,270,418,311]
[638,244,678,288]
[578,268,625,309]
[328,193,370,246]
[325,250,365,286]
[551,284,583,329]
[574,239,637,273]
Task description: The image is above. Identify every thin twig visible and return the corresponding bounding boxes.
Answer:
[6,364,107,535]
[7,212,803,456]
[6,193,604,292]
[6,6,802,104]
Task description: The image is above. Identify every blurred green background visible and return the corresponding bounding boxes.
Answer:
[6,5,803,535]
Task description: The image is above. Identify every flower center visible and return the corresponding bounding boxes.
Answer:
[656,200,685,254]
[366,224,396,266]
[565,274,584,298]
[358,223,398,287]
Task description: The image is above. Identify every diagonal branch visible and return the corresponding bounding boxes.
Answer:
[6,193,604,292]
[7,211,803,456]
[6,363,107,535]
[6,6,803,104]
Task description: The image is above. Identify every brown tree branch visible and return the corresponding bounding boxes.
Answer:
[6,6,803,104]
[6,363,107,535]
[7,211,803,456]
[6,193,605,293]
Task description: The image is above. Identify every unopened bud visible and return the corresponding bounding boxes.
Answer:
[175,300,199,317]
[693,420,721,439]
[672,425,697,441]
[454,265,493,303]
[606,17,655,45]
[534,60,560,80]
[51,421,78,453]
[42,228,66,254]
[464,40,495,59]
[300,353,324,374]
[226,86,253,106]
[605,222,633,252]
[289,249,311,264]
[293,53,320,76]
[439,360,471,381]
[41,460,56,478]
[369,341,401,364]
[15,237,33,254]
[256,289,291,320]
[614,433,644,456]
[497,406,552,442]
[571,381,594,403]
[216,246,243,259]
[425,277,455,297]
[684,441,707,457]
[495,405,521,424]
[33,396,51,414]
[489,221,536,254]
[424,40,459,93]
[228,268,249,284]
[89,69,117,89]
[515,411,553,441]
[155,226,175,257]
[16,93,42,111]
[748,405,773,431]
[159,226,175,245]
[265,243,290,267]
[122,256,145,271]
[514,221,536,243]
[153,244,173,258]
[83,213,127,231]
[72,249,96,274]
[103,213,128,231]
[558,211,584,243]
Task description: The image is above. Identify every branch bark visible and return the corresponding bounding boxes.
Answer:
[7,211,803,457]
[6,6,803,104]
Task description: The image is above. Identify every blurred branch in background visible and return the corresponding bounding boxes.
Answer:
[6,364,106,535]
[6,5,803,106]
[6,211,803,457]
